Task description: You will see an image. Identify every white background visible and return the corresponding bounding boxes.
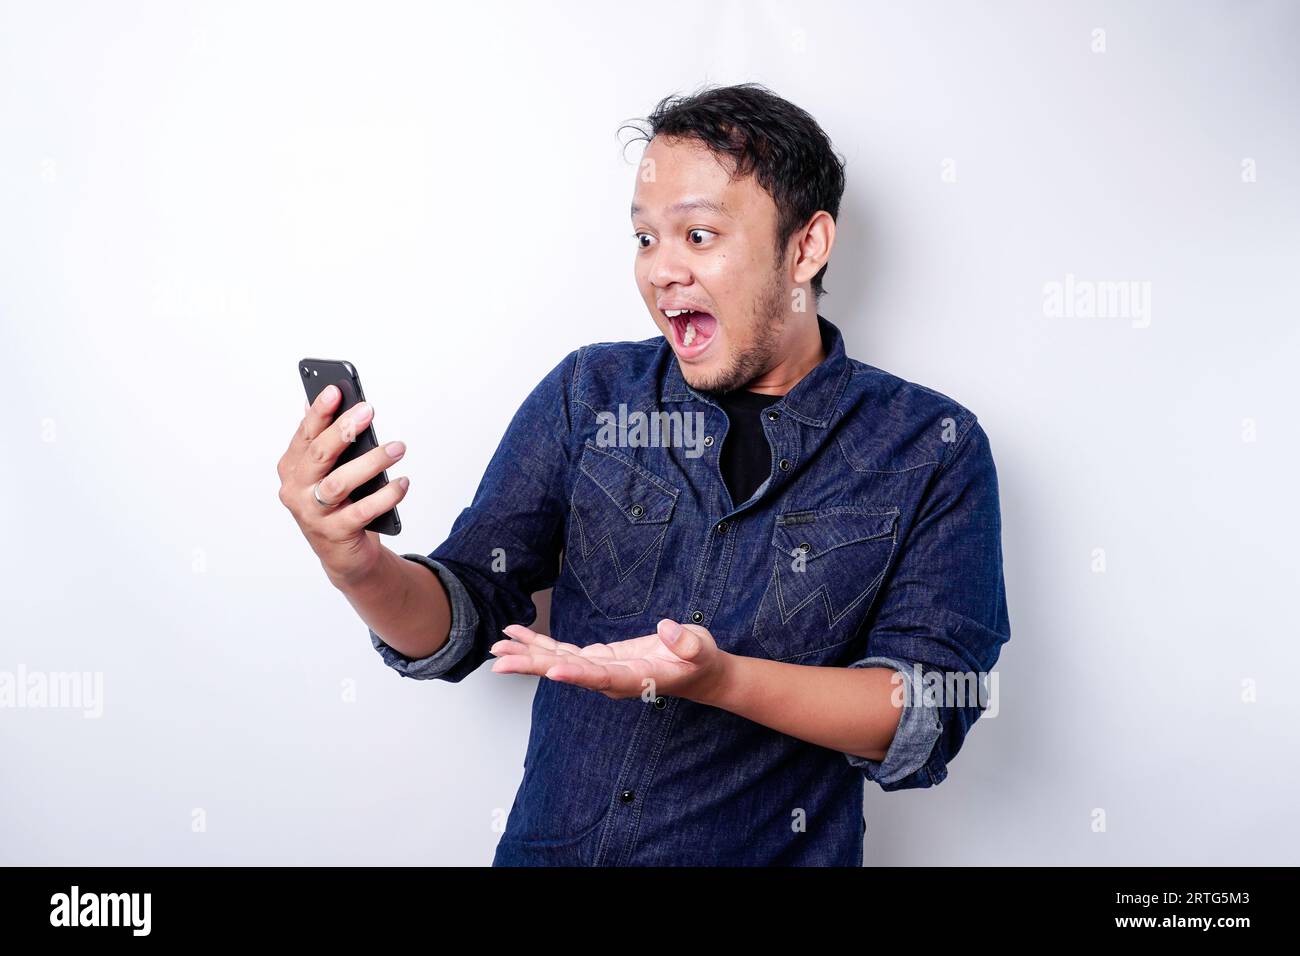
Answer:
[2,0,1297,865]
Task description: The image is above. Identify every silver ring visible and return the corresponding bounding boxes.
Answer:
[312,480,338,508]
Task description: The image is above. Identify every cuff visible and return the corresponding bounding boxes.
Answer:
[843,656,943,786]
[368,554,480,680]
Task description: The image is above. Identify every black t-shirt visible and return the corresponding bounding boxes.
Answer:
[712,387,780,507]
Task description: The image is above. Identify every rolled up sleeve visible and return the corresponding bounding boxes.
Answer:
[368,554,481,680]
[364,348,579,684]
[843,655,944,786]
[843,415,1011,791]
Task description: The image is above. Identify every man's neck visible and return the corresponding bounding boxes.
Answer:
[742,315,826,397]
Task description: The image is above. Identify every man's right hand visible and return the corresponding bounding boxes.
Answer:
[276,384,412,587]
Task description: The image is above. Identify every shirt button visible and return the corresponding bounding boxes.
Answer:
[619,789,635,804]
[691,610,704,623]
[766,410,780,422]
[653,695,667,710]
[779,458,791,471]
[703,435,714,447]
[629,504,644,518]
[715,520,728,534]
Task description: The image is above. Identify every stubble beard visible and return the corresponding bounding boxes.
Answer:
[689,271,789,394]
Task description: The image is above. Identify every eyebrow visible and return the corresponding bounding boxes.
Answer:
[630,198,732,220]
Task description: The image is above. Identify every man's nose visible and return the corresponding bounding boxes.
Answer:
[646,241,692,289]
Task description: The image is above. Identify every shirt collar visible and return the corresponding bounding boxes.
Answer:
[659,313,851,428]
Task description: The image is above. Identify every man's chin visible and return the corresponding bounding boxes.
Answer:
[678,357,738,394]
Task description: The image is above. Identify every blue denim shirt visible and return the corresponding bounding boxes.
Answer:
[369,315,1010,865]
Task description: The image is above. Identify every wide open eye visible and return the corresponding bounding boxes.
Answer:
[687,229,716,245]
[633,232,655,249]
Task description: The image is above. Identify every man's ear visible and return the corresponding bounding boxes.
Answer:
[791,210,835,288]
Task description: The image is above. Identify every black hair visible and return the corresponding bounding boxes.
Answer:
[620,82,846,301]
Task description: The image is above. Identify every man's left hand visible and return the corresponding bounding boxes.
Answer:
[490,619,732,704]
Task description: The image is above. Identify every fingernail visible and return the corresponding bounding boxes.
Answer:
[397,476,409,491]
[321,384,338,403]
[351,401,371,423]
[385,441,405,457]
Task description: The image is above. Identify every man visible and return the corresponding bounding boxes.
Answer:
[277,83,1011,866]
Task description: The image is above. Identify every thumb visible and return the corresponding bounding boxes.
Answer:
[657,618,702,660]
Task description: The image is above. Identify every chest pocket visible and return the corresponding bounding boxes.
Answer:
[751,506,899,661]
[564,442,679,620]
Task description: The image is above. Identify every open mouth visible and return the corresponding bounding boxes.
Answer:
[663,308,718,358]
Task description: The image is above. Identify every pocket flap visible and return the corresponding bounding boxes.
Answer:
[771,507,898,559]
[578,443,678,524]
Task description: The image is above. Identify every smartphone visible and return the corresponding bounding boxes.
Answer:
[298,358,401,535]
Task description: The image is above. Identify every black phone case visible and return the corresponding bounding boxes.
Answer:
[298,358,401,535]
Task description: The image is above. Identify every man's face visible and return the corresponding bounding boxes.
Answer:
[631,135,792,393]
